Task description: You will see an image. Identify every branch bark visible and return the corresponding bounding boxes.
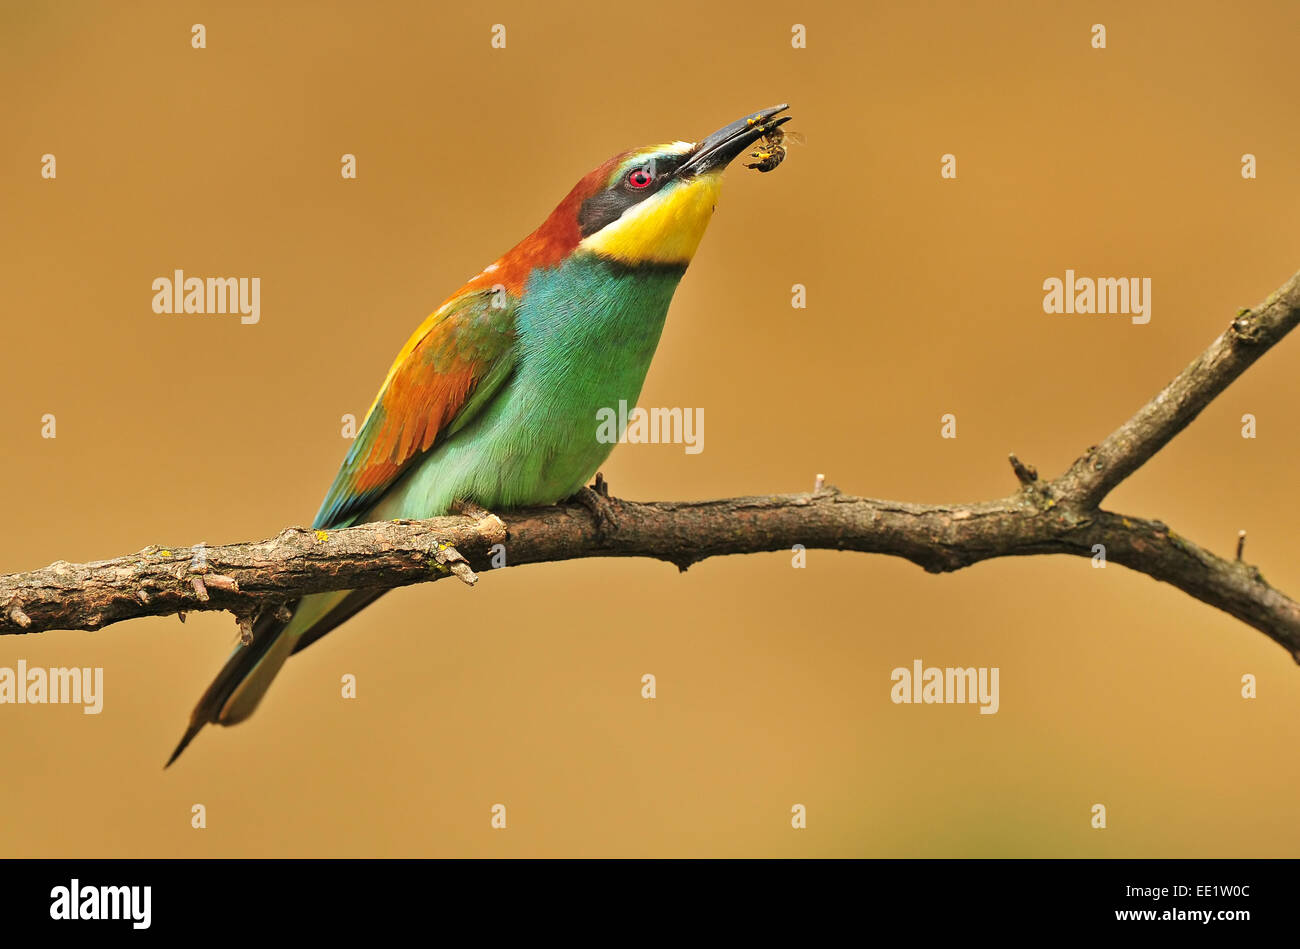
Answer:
[3,271,1299,661]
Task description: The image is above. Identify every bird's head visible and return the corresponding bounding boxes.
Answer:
[573,104,792,266]
[480,105,791,289]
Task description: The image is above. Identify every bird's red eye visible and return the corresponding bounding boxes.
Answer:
[627,168,653,189]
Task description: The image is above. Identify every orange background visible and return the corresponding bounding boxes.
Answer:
[2,0,1298,856]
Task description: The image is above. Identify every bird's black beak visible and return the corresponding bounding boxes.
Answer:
[676,104,792,178]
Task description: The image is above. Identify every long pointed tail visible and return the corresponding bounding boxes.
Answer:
[165,588,384,767]
[165,605,300,767]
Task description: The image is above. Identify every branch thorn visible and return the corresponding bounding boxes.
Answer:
[1008,453,1038,485]
[433,542,478,587]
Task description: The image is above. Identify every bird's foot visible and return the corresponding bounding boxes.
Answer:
[568,472,619,541]
[439,499,505,586]
[451,499,495,522]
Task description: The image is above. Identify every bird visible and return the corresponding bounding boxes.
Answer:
[167,104,794,766]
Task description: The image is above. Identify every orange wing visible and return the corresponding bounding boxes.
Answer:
[313,285,518,528]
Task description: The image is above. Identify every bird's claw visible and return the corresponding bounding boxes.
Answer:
[451,499,495,522]
[441,499,499,586]
[570,473,619,541]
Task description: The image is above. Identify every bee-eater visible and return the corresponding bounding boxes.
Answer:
[167,104,793,765]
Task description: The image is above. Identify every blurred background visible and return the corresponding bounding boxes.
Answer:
[1,0,1298,856]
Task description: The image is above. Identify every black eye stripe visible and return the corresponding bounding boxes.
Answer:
[578,153,689,237]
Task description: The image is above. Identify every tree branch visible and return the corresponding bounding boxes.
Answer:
[3,271,1299,662]
[1054,272,1300,507]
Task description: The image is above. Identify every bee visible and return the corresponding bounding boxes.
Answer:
[745,126,804,173]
